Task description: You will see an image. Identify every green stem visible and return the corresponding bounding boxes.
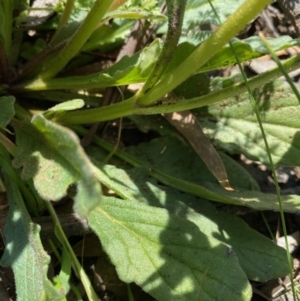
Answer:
[55,96,137,124]
[0,132,17,156]
[45,201,101,301]
[39,0,114,80]
[260,33,300,103]
[51,0,76,43]
[138,0,187,94]
[74,125,241,206]
[258,32,298,300]
[56,53,300,124]
[137,0,272,106]
[12,41,66,83]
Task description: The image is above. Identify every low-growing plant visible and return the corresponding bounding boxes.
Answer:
[1,0,300,300]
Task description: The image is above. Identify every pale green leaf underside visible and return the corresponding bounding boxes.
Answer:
[12,119,76,200]
[32,115,102,216]
[44,99,85,120]
[12,116,101,217]
[46,99,85,113]
[92,162,289,281]
[198,79,300,166]
[0,180,63,301]
[88,197,252,301]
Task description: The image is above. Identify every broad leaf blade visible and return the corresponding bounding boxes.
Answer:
[126,136,256,191]
[92,162,289,281]
[197,79,300,166]
[12,119,76,199]
[32,115,102,217]
[0,179,64,301]
[123,136,300,211]
[88,197,252,301]
[169,0,247,44]
[184,200,290,281]
[12,116,101,217]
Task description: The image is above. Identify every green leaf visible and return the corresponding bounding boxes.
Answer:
[12,116,101,217]
[0,96,15,127]
[92,162,289,281]
[218,152,260,191]
[103,8,166,23]
[126,136,257,191]
[47,99,85,112]
[44,99,85,119]
[20,38,47,60]
[112,135,300,211]
[159,0,245,43]
[70,0,97,22]
[163,36,298,78]
[82,127,300,212]
[81,21,133,52]
[184,199,290,282]
[52,247,71,296]
[128,114,182,139]
[159,0,282,46]
[23,39,162,91]
[88,197,252,301]
[184,0,245,24]
[0,178,64,301]
[197,79,300,166]
[21,35,296,92]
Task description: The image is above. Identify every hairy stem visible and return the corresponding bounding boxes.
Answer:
[46,202,100,301]
[55,53,300,124]
[137,0,187,98]
[137,0,272,106]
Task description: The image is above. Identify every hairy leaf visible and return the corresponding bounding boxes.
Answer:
[0,178,64,300]
[197,79,300,166]
[122,136,300,211]
[88,197,252,301]
[12,116,101,217]
[126,136,257,191]
[92,162,289,281]
[44,99,85,119]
